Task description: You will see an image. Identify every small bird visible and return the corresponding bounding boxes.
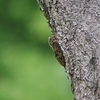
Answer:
[48,35,66,68]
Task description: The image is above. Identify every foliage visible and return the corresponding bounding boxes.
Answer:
[0,0,73,100]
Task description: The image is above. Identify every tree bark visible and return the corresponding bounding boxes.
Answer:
[37,0,100,100]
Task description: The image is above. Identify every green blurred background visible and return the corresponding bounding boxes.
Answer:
[0,0,73,100]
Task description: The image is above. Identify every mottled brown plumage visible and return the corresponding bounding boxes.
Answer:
[48,35,66,68]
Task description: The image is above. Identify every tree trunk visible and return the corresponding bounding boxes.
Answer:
[37,0,100,100]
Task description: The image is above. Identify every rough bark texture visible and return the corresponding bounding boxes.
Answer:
[37,0,100,100]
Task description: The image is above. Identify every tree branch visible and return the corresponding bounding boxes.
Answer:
[37,0,100,100]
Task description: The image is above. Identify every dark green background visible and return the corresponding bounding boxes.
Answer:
[0,0,73,100]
